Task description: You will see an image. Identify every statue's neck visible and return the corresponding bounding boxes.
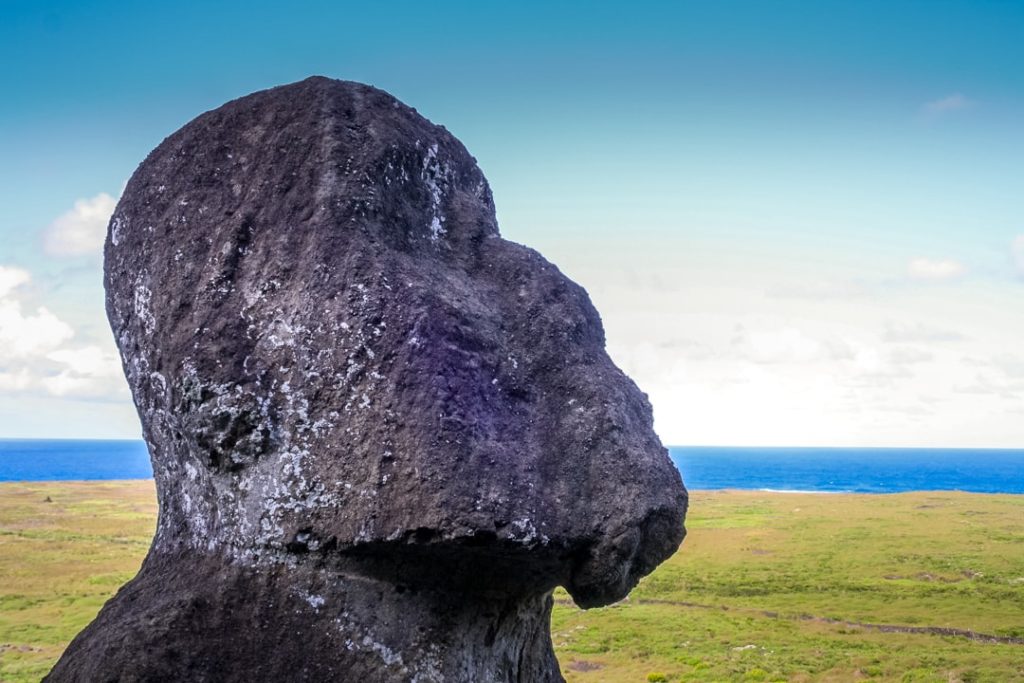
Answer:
[48,549,565,682]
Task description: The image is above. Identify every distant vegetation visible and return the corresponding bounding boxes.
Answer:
[0,481,156,682]
[554,490,1024,681]
[1,483,1022,681]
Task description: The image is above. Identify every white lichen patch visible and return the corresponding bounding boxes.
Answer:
[362,635,404,668]
[421,142,452,242]
[335,617,412,676]
[110,212,128,246]
[508,518,548,546]
[132,280,156,337]
[297,590,326,611]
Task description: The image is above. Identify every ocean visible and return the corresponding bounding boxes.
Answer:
[1,440,1022,493]
[671,445,1024,494]
[0,440,152,482]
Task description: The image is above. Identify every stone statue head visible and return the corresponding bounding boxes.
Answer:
[104,77,686,610]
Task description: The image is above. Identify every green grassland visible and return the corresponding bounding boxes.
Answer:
[1,484,1023,682]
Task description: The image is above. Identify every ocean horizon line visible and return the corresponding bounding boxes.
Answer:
[2,438,1023,451]
[1,478,1017,497]
[2,440,1022,493]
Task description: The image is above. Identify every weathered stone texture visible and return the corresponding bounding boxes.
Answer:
[47,76,687,682]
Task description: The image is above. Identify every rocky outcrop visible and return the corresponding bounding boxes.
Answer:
[47,76,688,682]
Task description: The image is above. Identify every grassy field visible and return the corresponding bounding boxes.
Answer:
[1,484,1023,682]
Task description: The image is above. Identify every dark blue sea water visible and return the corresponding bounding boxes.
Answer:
[0,440,152,482]
[1,440,1022,493]
[670,446,1024,494]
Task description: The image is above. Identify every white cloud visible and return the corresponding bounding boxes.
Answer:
[964,353,1024,379]
[907,257,966,281]
[993,354,1024,379]
[886,346,934,365]
[0,265,31,298]
[0,265,126,400]
[563,233,1024,446]
[1012,235,1024,277]
[657,337,718,360]
[765,279,870,300]
[43,346,125,397]
[746,328,823,364]
[953,374,1024,400]
[838,344,933,388]
[0,266,74,357]
[43,193,118,257]
[923,93,974,114]
[883,321,965,343]
[0,367,33,392]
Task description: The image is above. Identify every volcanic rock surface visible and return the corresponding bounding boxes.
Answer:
[47,76,688,682]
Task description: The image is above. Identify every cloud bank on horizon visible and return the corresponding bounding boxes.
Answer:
[0,1,1022,446]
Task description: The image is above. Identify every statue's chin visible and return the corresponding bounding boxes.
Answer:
[566,507,687,609]
[565,525,642,608]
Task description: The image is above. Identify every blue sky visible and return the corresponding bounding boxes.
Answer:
[1,1,1022,445]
